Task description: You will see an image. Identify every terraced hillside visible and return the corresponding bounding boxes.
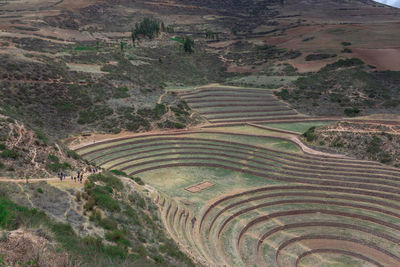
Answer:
[177,87,307,124]
[75,123,400,266]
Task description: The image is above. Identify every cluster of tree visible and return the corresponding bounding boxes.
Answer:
[131,17,161,42]
[183,37,194,53]
[205,29,219,40]
[130,17,175,46]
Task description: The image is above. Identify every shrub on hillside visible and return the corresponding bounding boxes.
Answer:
[305,53,337,61]
[132,177,145,185]
[48,154,59,163]
[367,136,382,155]
[110,169,129,177]
[322,58,364,71]
[303,127,317,142]
[344,107,360,117]
[67,150,81,160]
[47,162,71,172]
[1,149,19,160]
[105,230,130,246]
[78,105,113,124]
[113,87,130,99]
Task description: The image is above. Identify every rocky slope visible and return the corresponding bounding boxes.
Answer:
[303,120,400,167]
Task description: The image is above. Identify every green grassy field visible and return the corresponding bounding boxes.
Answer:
[261,121,333,133]
[75,126,400,267]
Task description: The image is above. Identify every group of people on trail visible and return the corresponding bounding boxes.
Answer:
[57,171,66,181]
[57,166,102,183]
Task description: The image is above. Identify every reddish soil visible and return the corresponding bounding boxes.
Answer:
[352,48,400,71]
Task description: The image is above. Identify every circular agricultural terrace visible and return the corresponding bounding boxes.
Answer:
[75,87,400,267]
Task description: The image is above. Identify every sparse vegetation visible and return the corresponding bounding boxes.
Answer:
[0,149,19,160]
[275,58,400,116]
[305,53,337,61]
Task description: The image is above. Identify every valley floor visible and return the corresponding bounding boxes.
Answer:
[74,85,400,267]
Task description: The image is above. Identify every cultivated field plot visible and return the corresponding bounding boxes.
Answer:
[185,181,215,193]
[178,87,307,124]
[75,128,400,267]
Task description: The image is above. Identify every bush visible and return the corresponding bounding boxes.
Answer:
[341,42,352,46]
[0,196,46,230]
[132,17,161,40]
[67,150,81,160]
[0,161,4,169]
[331,137,344,148]
[89,173,123,190]
[322,58,364,71]
[37,188,43,194]
[104,245,127,259]
[274,89,290,100]
[380,152,392,163]
[305,53,337,61]
[75,192,81,202]
[341,48,352,53]
[78,105,113,124]
[132,177,145,186]
[110,169,129,177]
[344,107,360,117]
[74,46,95,51]
[47,162,71,172]
[367,136,382,155]
[89,186,120,212]
[0,143,6,150]
[100,218,118,230]
[84,198,96,211]
[137,104,167,120]
[48,154,59,163]
[303,127,317,142]
[1,149,19,160]
[183,37,195,53]
[35,130,48,144]
[89,209,102,222]
[82,236,103,249]
[113,87,130,99]
[105,230,130,246]
[157,120,185,129]
[123,115,150,132]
